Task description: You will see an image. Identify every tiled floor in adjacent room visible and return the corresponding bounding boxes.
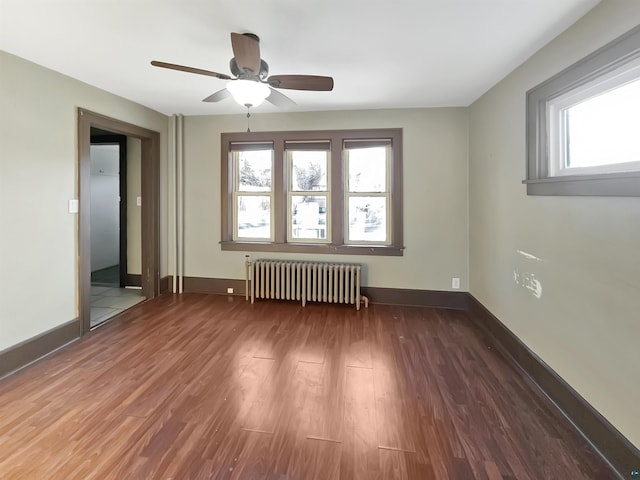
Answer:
[90,286,145,328]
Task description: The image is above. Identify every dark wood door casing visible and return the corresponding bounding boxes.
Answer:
[77,108,161,335]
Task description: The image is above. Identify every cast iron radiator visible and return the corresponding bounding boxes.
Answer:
[245,259,368,310]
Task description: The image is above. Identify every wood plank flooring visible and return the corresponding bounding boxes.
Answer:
[0,293,617,479]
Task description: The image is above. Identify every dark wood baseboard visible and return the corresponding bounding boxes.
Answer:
[159,275,170,294]
[182,276,468,310]
[362,286,468,310]
[184,277,246,295]
[0,319,80,380]
[466,294,639,478]
[124,273,142,287]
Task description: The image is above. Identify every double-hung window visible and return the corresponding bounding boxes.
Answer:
[231,143,274,241]
[345,140,391,245]
[287,141,331,243]
[221,129,403,255]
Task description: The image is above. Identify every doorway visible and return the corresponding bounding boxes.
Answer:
[78,109,160,335]
[89,130,144,327]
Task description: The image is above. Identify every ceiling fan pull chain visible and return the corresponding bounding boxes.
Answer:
[246,106,252,132]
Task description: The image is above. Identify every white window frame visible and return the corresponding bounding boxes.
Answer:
[286,146,331,244]
[344,141,392,246]
[231,145,275,242]
[525,25,640,196]
[547,58,640,177]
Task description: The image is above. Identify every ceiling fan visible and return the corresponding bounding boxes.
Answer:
[151,32,334,109]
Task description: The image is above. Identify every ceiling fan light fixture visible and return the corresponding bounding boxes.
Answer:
[227,79,270,107]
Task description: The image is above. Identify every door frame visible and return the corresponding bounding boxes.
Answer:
[78,109,160,335]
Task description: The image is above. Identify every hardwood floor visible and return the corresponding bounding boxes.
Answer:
[0,294,616,479]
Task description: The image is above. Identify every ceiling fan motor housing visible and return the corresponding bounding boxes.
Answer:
[230,58,269,80]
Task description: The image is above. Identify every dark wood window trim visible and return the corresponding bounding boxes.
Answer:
[221,128,403,256]
[525,24,640,196]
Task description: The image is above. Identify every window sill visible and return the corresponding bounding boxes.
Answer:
[523,171,640,196]
[220,241,404,256]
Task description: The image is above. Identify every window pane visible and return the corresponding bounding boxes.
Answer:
[348,147,386,192]
[291,195,327,240]
[237,195,271,239]
[291,151,328,191]
[565,78,640,168]
[348,197,386,242]
[238,150,272,191]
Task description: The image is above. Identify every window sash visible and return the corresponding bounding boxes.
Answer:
[286,148,331,243]
[344,143,391,245]
[547,57,640,177]
[288,193,331,243]
[231,149,274,241]
[288,149,330,192]
[345,193,391,245]
[234,193,274,241]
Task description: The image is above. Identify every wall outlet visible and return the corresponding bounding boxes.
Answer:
[452,277,460,289]
[227,287,234,294]
[136,196,142,206]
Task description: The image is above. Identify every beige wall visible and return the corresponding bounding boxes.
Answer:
[182,108,469,290]
[468,1,640,448]
[0,51,168,352]
[127,137,142,275]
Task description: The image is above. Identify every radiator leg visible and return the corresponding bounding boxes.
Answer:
[301,264,306,307]
[245,256,251,302]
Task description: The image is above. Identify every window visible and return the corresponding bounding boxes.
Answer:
[287,142,330,243]
[345,140,391,245]
[233,144,273,241]
[525,25,640,196]
[221,129,403,255]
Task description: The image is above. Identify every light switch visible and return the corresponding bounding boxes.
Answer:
[68,199,79,213]
[136,196,142,206]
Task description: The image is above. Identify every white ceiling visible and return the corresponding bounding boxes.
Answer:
[0,0,600,116]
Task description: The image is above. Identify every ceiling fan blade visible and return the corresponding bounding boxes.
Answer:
[151,61,231,80]
[265,87,296,107]
[202,88,231,103]
[267,75,334,91]
[230,33,261,74]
